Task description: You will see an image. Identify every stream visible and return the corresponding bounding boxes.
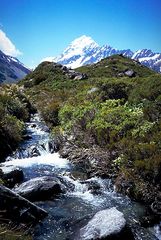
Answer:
[1,114,161,240]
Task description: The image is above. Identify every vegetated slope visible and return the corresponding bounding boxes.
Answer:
[21,54,161,204]
[0,84,35,161]
[0,50,30,84]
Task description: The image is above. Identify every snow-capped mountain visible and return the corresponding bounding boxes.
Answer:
[43,35,161,73]
[0,50,31,84]
[132,49,161,73]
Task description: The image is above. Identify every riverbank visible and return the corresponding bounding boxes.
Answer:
[52,133,161,223]
[0,114,160,239]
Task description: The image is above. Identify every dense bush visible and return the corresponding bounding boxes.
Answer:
[42,101,60,127]
[0,85,35,161]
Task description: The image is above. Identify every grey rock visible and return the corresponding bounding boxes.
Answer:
[78,207,134,240]
[124,69,136,77]
[74,73,88,80]
[87,87,98,94]
[28,145,41,157]
[0,166,24,188]
[86,180,101,194]
[0,185,47,224]
[22,134,32,140]
[14,176,65,201]
[48,139,60,153]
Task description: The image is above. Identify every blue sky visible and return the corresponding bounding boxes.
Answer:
[0,0,161,67]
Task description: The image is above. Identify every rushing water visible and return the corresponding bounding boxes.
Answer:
[1,114,161,240]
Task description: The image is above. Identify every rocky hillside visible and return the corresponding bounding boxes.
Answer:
[0,50,31,84]
[43,35,161,73]
[21,54,161,207]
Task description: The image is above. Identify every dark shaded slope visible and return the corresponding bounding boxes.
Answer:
[0,50,30,84]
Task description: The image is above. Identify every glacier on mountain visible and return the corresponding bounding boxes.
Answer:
[42,35,161,73]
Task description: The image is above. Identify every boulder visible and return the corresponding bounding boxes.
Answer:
[74,73,88,80]
[124,69,136,77]
[81,179,101,194]
[14,176,66,201]
[41,125,50,132]
[0,185,47,225]
[22,134,32,140]
[28,145,41,157]
[77,207,134,240]
[31,123,37,128]
[0,166,24,188]
[86,180,101,194]
[48,139,60,153]
[66,69,88,80]
[61,65,68,72]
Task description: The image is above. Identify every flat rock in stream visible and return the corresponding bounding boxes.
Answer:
[77,207,134,240]
[14,176,66,201]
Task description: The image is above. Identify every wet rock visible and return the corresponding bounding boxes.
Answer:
[59,175,75,192]
[77,208,134,240]
[28,145,41,157]
[84,180,101,194]
[41,125,50,132]
[140,214,160,228]
[48,140,60,153]
[0,185,47,225]
[14,176,66,201]
[0,166,24,188]
[31,123,37,128]
[23,134,32,140]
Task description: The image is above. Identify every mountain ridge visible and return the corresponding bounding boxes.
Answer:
[42,35,161,73]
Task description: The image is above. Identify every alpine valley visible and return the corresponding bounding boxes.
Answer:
[43,35,161,73]
[1,37,161,240]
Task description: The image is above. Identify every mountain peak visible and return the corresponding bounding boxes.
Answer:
[69,35,99,49]
[62,35,99,57]
[42,35,161,73]
[51,35,100,68]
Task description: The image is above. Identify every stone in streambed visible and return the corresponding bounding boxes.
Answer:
[28,145,41,157]
[22,134,32,140]
[77,207,134,240]
[48,139,60,153]
[14,176,66,201]
[0,166,24,188]
[0,185,47,224]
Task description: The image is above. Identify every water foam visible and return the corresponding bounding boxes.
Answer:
[1,153,69,169]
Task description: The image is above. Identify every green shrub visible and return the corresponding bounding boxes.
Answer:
[42,101,60,127]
